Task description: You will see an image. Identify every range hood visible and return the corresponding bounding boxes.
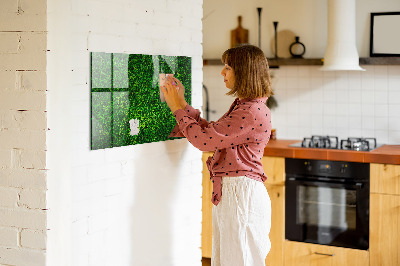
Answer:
[320,0,365,71]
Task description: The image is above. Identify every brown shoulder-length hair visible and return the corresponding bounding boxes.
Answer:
[221,44,273,99]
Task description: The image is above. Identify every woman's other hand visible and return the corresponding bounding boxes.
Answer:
[172,77,188,108]
[161,76,186,113]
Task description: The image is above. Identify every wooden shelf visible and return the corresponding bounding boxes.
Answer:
[268,58,322,67]
[203,58,323,67]
[203,57,400,67]
[202,59,223,66]
[359,57,400,65]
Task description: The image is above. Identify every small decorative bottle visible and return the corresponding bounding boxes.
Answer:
[289,36,306,58]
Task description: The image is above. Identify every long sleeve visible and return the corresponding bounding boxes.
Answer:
[169,104,211,137]
[172,105,257,152]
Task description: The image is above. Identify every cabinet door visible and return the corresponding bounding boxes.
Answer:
[284,241,369,266]
[264,184,284,266]
[261,156,285,185]
[370,193,400,266]
[370,163,400,195]
[201,152,213,258]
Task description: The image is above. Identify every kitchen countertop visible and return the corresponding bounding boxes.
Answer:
[263,139,400,165]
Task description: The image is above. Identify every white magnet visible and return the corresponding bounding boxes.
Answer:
[129,119,140,136]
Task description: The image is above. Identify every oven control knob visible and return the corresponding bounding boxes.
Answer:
[340,164,347,174]
[304,161,312,171]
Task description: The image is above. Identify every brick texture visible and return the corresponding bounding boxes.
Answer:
[19,189,47,209]
[0,227,19,247]
[0,208,47,230]
[0,247,46,266]
[46,0,203,264]
[3,0,204,265]
[21,229,46,250]
[0,0,47,264]
[0,187,19,208]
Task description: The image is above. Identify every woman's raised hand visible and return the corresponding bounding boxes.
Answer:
[161,76,187,113]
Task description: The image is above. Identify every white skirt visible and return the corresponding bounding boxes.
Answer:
[212,176,271,266]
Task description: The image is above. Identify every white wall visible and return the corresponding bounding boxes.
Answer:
[46,0,203,266]
[271,65,400,144]
[203,0,400,145]
[0,0,48,265]
[204,65,400,144]
[204,0,326,59]
[203,0,400,58]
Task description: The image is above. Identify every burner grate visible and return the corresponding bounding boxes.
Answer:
[296,136,378,151]
[301,135,339,149]
[340,137,377,151]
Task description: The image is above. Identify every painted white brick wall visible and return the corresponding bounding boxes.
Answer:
[0,227,19,247]
[0,0,48,265]
[203,65,400,144]
[47,1,203,266]
[21,229,47,250]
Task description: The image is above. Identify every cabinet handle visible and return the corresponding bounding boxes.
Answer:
[314,252,335,257]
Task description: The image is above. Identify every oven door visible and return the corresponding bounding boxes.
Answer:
[285,177,369,250]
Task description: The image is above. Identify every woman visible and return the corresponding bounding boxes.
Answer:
[162,44,273,266]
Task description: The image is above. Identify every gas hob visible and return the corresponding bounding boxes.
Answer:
[289,135,382,151]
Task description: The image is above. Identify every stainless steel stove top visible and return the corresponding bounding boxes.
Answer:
[289,136,382,151]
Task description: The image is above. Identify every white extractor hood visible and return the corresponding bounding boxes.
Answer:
[320,0,365,71]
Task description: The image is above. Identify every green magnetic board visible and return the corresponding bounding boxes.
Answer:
[90,52,191,150]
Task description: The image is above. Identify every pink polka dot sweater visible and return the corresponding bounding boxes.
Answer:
[169,97,272,206]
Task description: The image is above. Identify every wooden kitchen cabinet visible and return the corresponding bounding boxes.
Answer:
[202,152,213,258]
[262,156,285,266]
[201,154,286,266]
[370,193,400,266]
[370,163,400,195]
[284,241,369,266]
[370,163,400,266]
[264,184,285,266]
[261,156,285,185]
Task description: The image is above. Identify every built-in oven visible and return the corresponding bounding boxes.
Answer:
[285,158,370,250]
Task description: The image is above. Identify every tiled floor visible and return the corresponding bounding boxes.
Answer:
[202,257,211,266]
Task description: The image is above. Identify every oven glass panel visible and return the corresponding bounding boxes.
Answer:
[297,186,357,230]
